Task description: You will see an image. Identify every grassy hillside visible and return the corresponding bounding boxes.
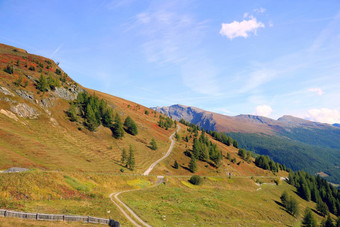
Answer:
[0,43,338,226]
[120,177,330,226]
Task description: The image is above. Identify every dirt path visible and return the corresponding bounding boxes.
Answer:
[110,125,179,227]
[143,125,180,176]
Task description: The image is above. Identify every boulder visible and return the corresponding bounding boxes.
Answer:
[10,103,39,119]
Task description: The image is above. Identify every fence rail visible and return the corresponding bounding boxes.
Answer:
[0,209,118,226]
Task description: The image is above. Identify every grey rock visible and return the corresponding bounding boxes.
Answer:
[0,97,17,104]
[4,167,29,173]
[15,89,34,101]
[40,97,54,108]
[0,86,15,96]
[11,103,39,119]
[53,87,77,101]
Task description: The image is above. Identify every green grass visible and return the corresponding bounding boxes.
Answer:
[120,177,327,227]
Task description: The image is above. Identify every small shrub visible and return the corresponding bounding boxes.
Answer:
[120,168,124,173]
[4,65,13,74]
[189,175,202,185]
[55,68,61,75]
[28,66,35,71]
[145,110,149,115]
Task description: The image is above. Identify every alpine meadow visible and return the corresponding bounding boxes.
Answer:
[1,1,340,227]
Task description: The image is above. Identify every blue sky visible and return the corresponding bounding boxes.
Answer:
[1,0,340,123]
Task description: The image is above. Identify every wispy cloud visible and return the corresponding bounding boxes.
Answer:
[130,1,220,95]
[50,43,63,58]
[308,88,323,95]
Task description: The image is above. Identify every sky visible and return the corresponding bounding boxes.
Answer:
[1,0,340,124]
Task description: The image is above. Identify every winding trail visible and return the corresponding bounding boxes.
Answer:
[110,125,180,227]
[143,125,180,176]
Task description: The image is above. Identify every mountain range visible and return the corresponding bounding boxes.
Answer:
[153,104,340,184]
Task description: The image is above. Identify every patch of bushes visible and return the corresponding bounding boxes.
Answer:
[189,175,202,185]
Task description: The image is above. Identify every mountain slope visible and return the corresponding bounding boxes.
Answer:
[153,104,340,184]
[0,43,336,226]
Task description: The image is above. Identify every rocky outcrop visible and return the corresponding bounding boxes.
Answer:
[10,103,39,119]
[40,97,54,108]
[0,109,19,121]
[54,85,84,101]
[15,89,34,101]
[0,86,15,96]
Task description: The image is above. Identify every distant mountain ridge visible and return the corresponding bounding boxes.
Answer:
[152,104,340,184]
[152,104,336,134]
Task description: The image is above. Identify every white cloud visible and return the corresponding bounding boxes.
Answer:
[308,88,323,95]
[305,108,340,124]
[255,105,272,117]
[219,17,265,40]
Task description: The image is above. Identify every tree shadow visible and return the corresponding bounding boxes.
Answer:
[112,159,126,168]
[184,150,191,158]
[273,200,291,214]
[181,165,192,173]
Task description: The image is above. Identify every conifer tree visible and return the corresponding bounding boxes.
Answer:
[188,156,197,173]
[121,148,127,164]
[233,140,238,148]
[124,116,138,135]
[175,132,180,141]
[174,160,179,169]
[324,215,335,227]
[85,104,98,131]
[102,108,113,128]
[67,103,78,122]
[112,113,124,139]
[127,145,135,170]
[37,74,48,92]
[302,208,317,227]
[287,196,299,217]
[317,199,329,217]
[150,138,158,150]
[281,191,289,207]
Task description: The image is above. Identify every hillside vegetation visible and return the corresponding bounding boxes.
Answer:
[155,104,340,184]
[1,43,339,226]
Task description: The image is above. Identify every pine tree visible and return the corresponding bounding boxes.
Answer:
[174,160,179,169]
[150,138,158,150]
[233,140,238,148]
[112,113,124,139]
[37,74,48,92]
[124,116,138,135]
[67,103,78,122]
[175,132,180,141]
[317,199,329,217]
[324,215,335,227]
[102,108,113,128]
[121,148,127,164]
[127,145,135,170]
[281,191,289,207]
[287,196,299,217]
[302,208,317,227]
[188,156,197,173]
[85,104,98,131]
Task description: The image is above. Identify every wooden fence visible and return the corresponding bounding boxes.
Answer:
[0,209,119,226]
